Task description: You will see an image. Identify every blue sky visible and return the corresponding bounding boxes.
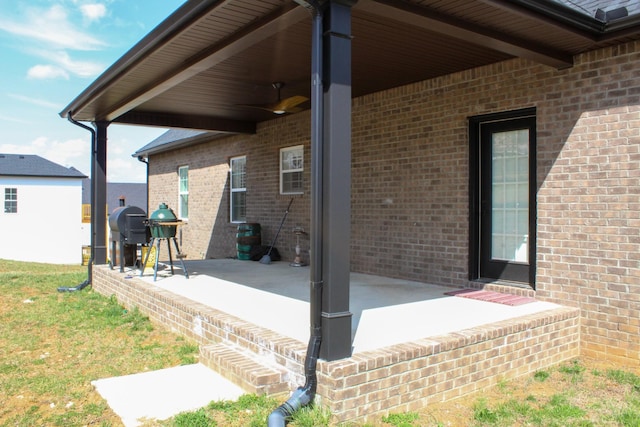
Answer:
[0,1,186,182]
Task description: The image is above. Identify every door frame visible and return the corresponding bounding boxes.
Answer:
[469,108,537,288]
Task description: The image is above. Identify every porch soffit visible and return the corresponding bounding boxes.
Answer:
[61,0,640,137]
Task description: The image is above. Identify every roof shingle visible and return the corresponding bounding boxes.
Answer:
[0,154,87,178]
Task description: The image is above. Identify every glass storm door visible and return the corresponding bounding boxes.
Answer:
[479,116,535,284]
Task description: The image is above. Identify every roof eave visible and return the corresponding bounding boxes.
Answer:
[600,14,640,40]
[0,174,87,179]
[59,0,221,121]
[133,132,225,158]
[481,0,605,39]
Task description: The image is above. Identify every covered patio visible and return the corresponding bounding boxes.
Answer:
[93,258,580,422]
[61,0,640,363]
[61,0,640,422]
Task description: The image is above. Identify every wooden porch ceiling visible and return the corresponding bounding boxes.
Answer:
[61,0,640,134]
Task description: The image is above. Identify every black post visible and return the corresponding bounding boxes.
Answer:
[320,0,354,361]
[308,0,324,375]
[94,121,109,265]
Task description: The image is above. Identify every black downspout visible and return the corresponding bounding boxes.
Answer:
[137,155,150,213]
[267,1,323,425]
[58,113,96,292]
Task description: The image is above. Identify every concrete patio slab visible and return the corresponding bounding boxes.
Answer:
[136,259,560,353]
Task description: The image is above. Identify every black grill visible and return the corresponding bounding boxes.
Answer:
[108,205,148,271]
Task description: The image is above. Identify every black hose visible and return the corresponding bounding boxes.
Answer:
[58,113,96,293]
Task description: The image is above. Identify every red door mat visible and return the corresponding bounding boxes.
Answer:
[444,289,536,306]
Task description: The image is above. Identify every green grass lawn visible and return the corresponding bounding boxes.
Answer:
[0,260,198,426]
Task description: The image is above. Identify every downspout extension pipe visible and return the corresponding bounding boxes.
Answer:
[58,113,96,292]
[268,1,323,426]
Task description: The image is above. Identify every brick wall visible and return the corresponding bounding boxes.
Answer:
[317,306,579,422]
[148,118,312,262]
[534,45,640,368]
[148,40,640,368]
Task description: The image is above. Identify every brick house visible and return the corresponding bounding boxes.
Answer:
[63,0,638,376]
[134,42,640,368]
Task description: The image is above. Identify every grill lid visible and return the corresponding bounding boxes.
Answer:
[109,205,146,233]
[149,203,177,222]
[148,203,180,238]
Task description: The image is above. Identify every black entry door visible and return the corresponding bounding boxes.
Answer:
[471,111,536,286]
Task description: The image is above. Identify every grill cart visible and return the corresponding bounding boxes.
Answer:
[140,203,189,281]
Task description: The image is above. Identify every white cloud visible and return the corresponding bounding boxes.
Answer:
[107,155,147,183]
[105,132,148,182]
[32,136,90,172]
[26,64,70,80]
[0,4,107,79]
[0,136,90,175]
[33,49,105,78]
[80,4,107,22]
[0,114,31,124]
[0,5,107,51]
[0,142,31,153]
[8,93,62,109]
[0,134,147,182]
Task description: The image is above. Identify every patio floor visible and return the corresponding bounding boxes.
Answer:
[133,258,561,353]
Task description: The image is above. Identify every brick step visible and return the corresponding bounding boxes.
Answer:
[200,342,290,396]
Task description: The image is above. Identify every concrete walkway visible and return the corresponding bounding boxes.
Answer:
[93,364,244,427]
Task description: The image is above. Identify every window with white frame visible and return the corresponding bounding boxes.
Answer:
[178,166,188,219]
[4,188,17,213]
[230,156,246,223]
[280,145,303,195]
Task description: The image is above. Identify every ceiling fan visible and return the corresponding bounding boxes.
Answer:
[240,82,308,115]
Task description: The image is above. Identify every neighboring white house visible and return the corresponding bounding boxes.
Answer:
[0,154,87,264]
